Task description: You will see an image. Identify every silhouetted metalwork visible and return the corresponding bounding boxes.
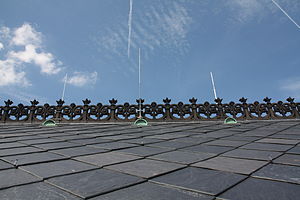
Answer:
[0,97,299,123]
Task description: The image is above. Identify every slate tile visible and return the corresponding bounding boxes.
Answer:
[33,141,81,150]
[192,156,267,175]
[147,141,195,149]
[2,152,67,166]
[0,160,14,170]
[240,143,293,152]
[152,167,246,195]
[105,159,184,178]
[0,182,81,200]
[271,134,300,140]
[288,146,300,154]
[171,137,213,144]
[19,138,62,145]
[218,177,300,200]
[252,163,300,184]
[91,182,213,200]
[0,147,44,156]
[0,142,27,150]
[122,138,164,145]
[75,152,141,167]
[222,135,261,142]
[117,146,171,157]
[46,169,143,199]
[204,140,249,147]
[201,131,237,138]
[51,146,107,157]
[145,133,186,140]
[90,142,138,150]
[222,149,282,161]
[149,150,215,164]
[0,169,41,189]
[181,144,233,154]
[256,138,300,145]
[273,154,300,166]
[21,159,97,178]
[68,137,112,145]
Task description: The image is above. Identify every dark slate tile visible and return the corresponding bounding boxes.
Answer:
[75,152,141,167]
[19,138,62,145]
[147,141,195,149]
[0,160,14,170]
[118,146,171,157]
[101,135,138,140]
[122,138,164,145]
[89,142,138,150]
[287,146,300,154]
[149,150,215,164]
[271,134,300,140]
[273,154,300,166]
[152,167,246,195]
[46,169,144,199]
[240,143,293,152]
[0,169,41,189]
[105,159,184,178]
[145,133,186,140]
[204,140,249,147]
[21,159,97,179]
[171,137,213,144]
[33,141,81,150]
[222,135,261,142]
[2,152,67,166]
[252,163,300,184]
[0,142,27,150]
[0,147,44,156]
[256,138,300,145]
[52,135,94,141]
[51,146,107,157]
[201,131,237,139]
[192,156,267,175]
[68,137,112,145]
[181,144,233,154]
[91,182,213,200]
[218,177,300,200]
[0,182,81,200]
[222,149,282,161]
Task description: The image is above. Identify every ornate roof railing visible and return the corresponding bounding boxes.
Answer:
[0,97,299,123]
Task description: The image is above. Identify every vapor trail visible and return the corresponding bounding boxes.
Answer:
[127,0,133,58]
[271,0,300,29]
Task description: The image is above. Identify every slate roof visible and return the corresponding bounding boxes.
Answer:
[0,120,300,199]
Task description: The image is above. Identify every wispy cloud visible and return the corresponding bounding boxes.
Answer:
[224,0,300,24]
[0,23,62,87]
[0,87,48,104]
[63,71,98,87]
[280,77,300,98]
[0,42,3,50]
[93,1,192,60]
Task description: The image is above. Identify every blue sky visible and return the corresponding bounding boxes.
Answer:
[0,0,299,105]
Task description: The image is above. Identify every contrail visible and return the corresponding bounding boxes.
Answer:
[127,0,133,58]
[271,0,300,29]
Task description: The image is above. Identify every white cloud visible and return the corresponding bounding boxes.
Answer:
[0,59,30,87]
[0,23,62,87]
[64,71,98,87]
[11,23,42,46]
[9,44,61,74]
